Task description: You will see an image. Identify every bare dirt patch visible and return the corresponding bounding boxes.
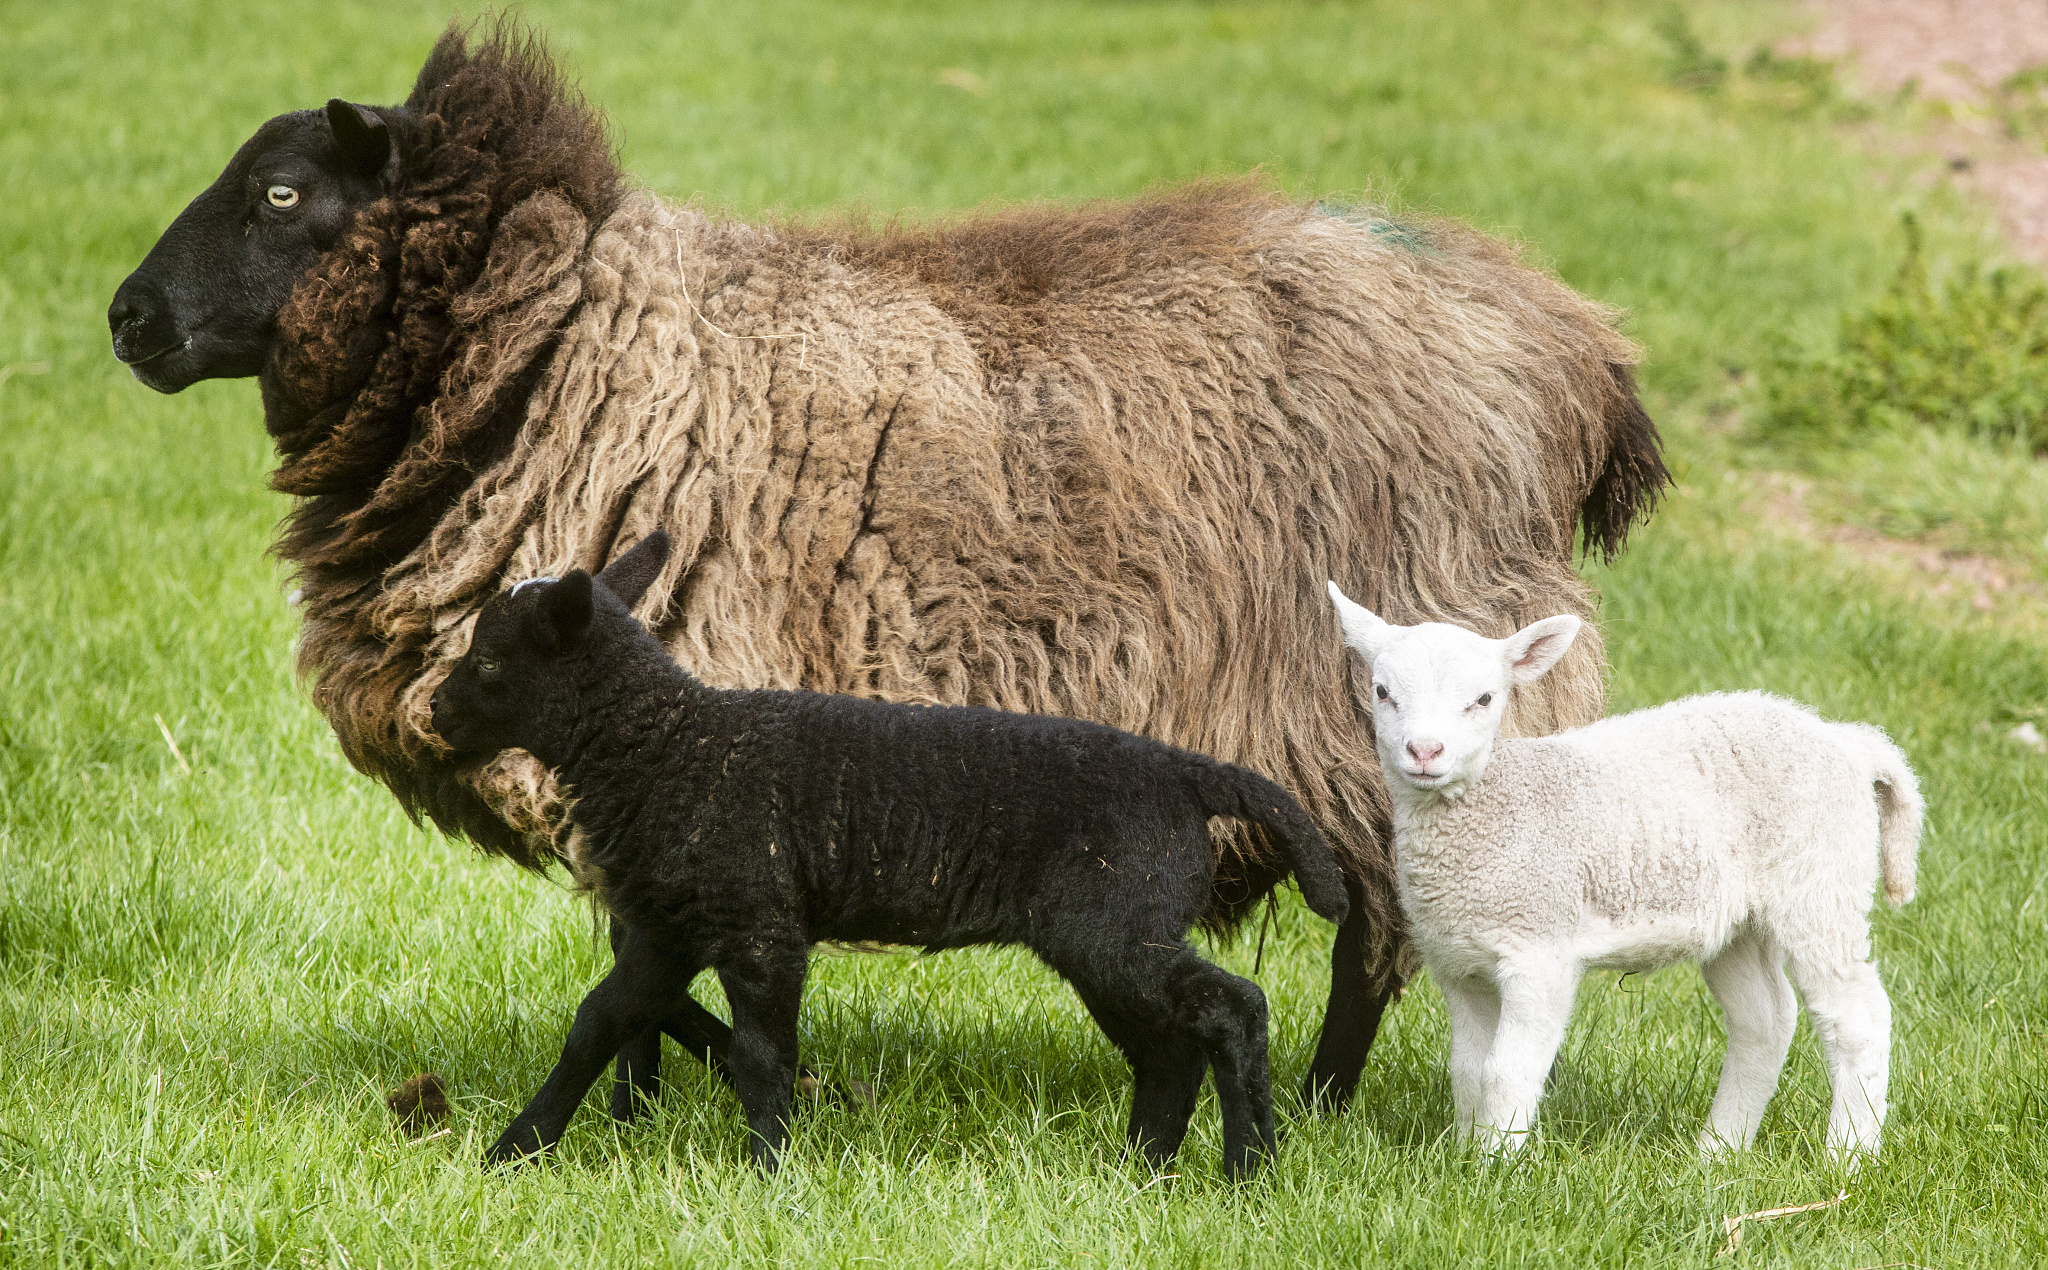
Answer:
[1740,468,2048,632]
[1792,0,2048,261]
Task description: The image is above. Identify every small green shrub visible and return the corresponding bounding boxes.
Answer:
[1992,64,2048,145]
[1653,6,1727,93]
[1757,214,2048,452]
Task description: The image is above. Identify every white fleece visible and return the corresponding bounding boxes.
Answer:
[1327,584,1922,1162]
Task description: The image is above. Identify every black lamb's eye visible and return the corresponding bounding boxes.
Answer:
[1476,692,1494,708]
[476,658,501,676]
[1374,684,1389,701]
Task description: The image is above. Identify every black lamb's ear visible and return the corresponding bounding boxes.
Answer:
[594,530,672,611]
[325,99,391,181]
[534,571,595,652]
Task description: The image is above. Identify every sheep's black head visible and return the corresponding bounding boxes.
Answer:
[430,532,673,762]
[108,99,399,393]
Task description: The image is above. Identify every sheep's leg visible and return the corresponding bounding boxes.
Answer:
[610,1026,664,1124]
[1072,988,1208,1170]
[607,916,666,1122]
[484,930,686,1168]
[1058,943,1275,1179]
[605,913,737,1122]
[1698,930,1797,1154]
[606,918,850,1120]
[1301,887,1400,1114]
[715,947,809,1174]
[1785,952,1892,1163]
[1186,962,1277,1181]
[1435,969,1502,1145]
[1475,958,1579,1154]
[611,999,737,1119]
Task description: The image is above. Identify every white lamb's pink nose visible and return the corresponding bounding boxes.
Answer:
[1407,739,1444,766]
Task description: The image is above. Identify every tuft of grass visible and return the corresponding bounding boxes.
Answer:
[1757,214,2048,454]
[1653,6,1728,94]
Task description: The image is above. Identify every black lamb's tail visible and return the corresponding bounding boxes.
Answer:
[1192,760,1351,925]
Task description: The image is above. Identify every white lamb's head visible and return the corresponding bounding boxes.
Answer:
[1326,581,1582,799]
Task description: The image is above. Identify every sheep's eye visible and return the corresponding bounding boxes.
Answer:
[1476,692,1494,708]
[266,185,300,209]
[476,658,501,676]
[1374,684,1389,701]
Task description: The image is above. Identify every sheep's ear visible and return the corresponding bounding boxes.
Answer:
[1501,615,1583,684]
[325,99,391,181]
[534,571,595,652]
[1327,581,1394,662]
[594,530,671,611]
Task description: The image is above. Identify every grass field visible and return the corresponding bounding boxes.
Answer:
[2,0,2044,1265]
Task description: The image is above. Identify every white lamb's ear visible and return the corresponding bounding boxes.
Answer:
[1327,581,1394,662]
[1501,615,1583,684]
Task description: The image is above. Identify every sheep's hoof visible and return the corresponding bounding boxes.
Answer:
[481,1128,547,1171]
[1697,1129,1745,1159]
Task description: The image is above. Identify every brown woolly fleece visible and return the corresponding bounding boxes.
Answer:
[265,21,1666,985]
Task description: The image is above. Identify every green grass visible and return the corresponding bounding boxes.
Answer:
[2,0,2044,1265]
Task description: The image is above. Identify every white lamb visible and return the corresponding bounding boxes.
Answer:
[1326,582,1922,1161]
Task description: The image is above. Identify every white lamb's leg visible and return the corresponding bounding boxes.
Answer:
[1476,956,1580,1153]
[1787,953,1893,1164]
[1435,969,1501,1144]
[1698,928,1798,1154]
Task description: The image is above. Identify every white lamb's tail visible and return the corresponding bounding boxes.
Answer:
[1841,722,1923,906]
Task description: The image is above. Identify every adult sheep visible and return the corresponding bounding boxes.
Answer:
[108,20,1667,1114]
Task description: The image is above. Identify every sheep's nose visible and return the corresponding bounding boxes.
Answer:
[107,294,141,333]
[1406,739,1444,766]
[107,276,177,362]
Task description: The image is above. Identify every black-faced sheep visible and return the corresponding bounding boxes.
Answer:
[1326,583,1923,1162]
[110,18,1668,1113]
[430,532,1349,1176]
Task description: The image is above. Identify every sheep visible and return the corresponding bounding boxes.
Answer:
[109,17,1669,1114]
[1325,582,1923,1161]
[429,531,1352,1177]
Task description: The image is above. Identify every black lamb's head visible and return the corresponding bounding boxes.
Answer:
[108,100,400,393]
[430,532,673,760]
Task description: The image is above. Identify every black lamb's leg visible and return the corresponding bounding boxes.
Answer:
[1088,997,1208,1170]
[1169,957,1276,1180]
[485,930,685,1168]
[715,947,808,1173]
[1301,885,1401,1114]
[1059,940,1274,1180]
[609,917,665,1123]
[607,915,740,1121]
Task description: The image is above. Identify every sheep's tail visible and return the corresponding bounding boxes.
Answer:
[1193,760,1351,925]
[1841,723,1923,907]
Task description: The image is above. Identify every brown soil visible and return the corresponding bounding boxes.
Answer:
[1741,469,2048,633]
[1792,0,2048,261]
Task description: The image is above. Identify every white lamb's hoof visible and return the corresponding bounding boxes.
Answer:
[1473,1127,1532,1157]
[1697,1129,1748,1159]
[1824,1143,1877,1175]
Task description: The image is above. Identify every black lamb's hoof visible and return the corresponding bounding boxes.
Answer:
[482,1128,546,1171]
[1222,1141,1276,1182]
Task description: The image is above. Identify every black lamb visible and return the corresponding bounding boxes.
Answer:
[429,531,1351,1178]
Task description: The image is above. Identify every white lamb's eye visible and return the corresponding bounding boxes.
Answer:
[266,185,300,209]
[1374,684,1389,701]
[1476,692,1494,708]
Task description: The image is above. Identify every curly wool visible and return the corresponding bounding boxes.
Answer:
[267,24,1665,985]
